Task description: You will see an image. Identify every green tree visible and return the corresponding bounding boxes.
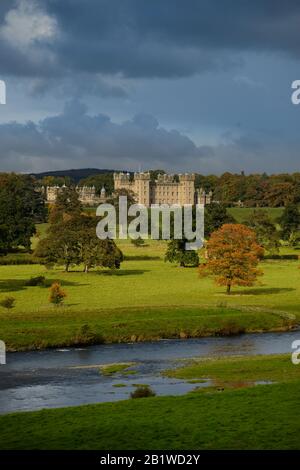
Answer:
[204,203,235,238]
[49,186,82,225]
[165,239,199,267]
[0,173,46,252]
[278,203,300,245]
[245,209,280,254]
[77,215,123,272]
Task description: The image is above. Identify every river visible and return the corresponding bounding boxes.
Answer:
[0,330,298,414]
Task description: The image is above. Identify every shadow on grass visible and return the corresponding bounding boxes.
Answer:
[96,269,149,276]
[124,255,161,261]
[0,278,87,293]
[235,287,295,296]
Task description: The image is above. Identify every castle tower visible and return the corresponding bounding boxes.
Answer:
[134,172,150,206]
[178,173,195,205]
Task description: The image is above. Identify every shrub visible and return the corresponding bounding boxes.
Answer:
[26,275,46,286]
[0,254,43,265]
[0,296,16,310]
[131,238,145,247]
[49,282,66,306]
[130,386,156,399]
[262,254,298,260]
[217,320,245,337]
[75,324,104,345]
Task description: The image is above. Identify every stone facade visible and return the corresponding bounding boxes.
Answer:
[44,185,106,205]
[43,173,213,206]
[114,172,211,206]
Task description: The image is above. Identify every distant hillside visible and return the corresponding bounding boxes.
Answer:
[31,168,121,184]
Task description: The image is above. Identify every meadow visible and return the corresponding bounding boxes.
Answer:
[0,209,299,350]
[1,354,299,449]
[1,207,300,451]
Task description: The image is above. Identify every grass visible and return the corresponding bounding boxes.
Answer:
[0,232,299,350]
[0,380,299,449]
[228,207,284,223]
[165,353,300,385]
[0,221,299,351]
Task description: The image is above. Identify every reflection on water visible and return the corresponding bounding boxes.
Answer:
[0,330,298,414]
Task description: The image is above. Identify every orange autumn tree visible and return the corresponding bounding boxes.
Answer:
[200,224,264,295]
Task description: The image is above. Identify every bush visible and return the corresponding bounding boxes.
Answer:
[130,386,156,399]
[26,275,46,286]
[131,238,145,247]
[216,320,245,337]
[0,254,43,265]
[262,254,298,260]
[0,296,16,310]
[49,282,66,306]
[74,324,104,345]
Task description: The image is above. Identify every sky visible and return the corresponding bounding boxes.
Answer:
[0,0,300,175]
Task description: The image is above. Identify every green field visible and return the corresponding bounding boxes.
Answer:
[165,353,300,386]
[1,354,299,449]
[0,222,299,350]
[227,206,284,223]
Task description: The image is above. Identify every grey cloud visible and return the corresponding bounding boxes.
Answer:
[1,101,299,175]
[1,1,300,81]
[0,100,208,172]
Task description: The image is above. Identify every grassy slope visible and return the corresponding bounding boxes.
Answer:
[166,353,300,384]
[1,214,299,350]
[227,207,284,223]
[1,235,300,350]
[0,380,299,449]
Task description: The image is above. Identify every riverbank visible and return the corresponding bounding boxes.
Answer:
[2,304,298,352]
[1,333,299,414]
[1,243,300,352]
[1,380,299,449]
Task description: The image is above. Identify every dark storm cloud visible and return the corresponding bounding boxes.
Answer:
[1,0,300,79]
[2,100,298,175]
[0,100,210,172]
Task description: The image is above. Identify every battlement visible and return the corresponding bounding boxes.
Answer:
[44,185,103,206]
[113,171,203,206]
[134,172,151,180]
[113,172,131,181]
[178,173,195,182]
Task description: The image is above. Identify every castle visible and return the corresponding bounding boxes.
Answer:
[114,172,212,206]
[44,185,106,206]
[43,173,212,206]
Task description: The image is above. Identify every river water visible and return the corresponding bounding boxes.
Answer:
[0,330,298,414]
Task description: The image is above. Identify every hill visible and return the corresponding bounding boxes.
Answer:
[30,168,121,184]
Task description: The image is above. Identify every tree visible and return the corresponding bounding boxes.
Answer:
[165,239,199,267]
[0,296,16,310]
[78,173,114,195]
[49,282,66,306]
[77,215,123,272]
[245,209,280,254]
[49,186,82,225]
[35,219,82,271]
[36,209,123,272]
[200,224,263,294]
[0,173,46,252]
[204,203,235,238]
[278,203,300,245]
[108,188,137,211]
